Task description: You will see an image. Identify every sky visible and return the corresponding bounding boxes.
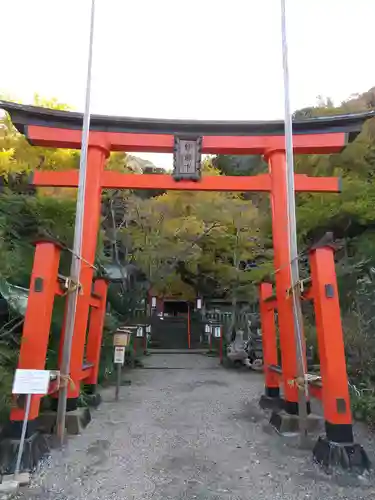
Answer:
[1,0,374,169]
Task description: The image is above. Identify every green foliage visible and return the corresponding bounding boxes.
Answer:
[0,94,114,421]
[0,193,76,284]
[296,94,375,423]
[0,338,17,421]
[33,93,74,111]
[351,390,375,427]
[292,95,375,425]
[122,174,270,301]
[214,89,375,423]
[213,155,267,176]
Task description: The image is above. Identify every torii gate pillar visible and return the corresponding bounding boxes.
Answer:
[265,149,309,415]
[62,144,109,410]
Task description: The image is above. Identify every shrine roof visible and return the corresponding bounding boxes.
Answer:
[1,100,374,140]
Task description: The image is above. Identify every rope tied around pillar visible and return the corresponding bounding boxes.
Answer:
[286,278,310,298]
[288,373,322,390]
[55,372,76,391]
[59,275,83,296]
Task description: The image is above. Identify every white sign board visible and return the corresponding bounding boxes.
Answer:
[136,327,143,337]
[114,346,125,364]
[214,326,221,338]
[113,332,131,347]
[12,369,51,395]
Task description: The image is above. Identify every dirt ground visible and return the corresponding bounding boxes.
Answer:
[16,353,375,500]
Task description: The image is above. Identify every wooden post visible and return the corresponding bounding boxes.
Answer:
[143,333,147,353]
[309,246,353,442]
[219,330,223,364]
[85,278,108,387]
[133,335,137,357]
[187,303,191,349]
[11,241,61,422]
[309,243,370,469]
[266,150,308,415]
[259,283,280,399]
[67,144,108,408]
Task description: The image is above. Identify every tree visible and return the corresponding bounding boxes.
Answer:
[118,166,271,302]
[0,94,80,199]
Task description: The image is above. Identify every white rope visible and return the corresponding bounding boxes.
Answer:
[288,373,322,390]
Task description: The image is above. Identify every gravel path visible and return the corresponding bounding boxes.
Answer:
[18,354,375,500]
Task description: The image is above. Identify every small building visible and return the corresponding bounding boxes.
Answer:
[148,293,257,349]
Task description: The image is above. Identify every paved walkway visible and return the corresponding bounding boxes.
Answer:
[18,354,375,500]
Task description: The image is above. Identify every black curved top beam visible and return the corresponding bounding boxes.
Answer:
[0,100,374,140]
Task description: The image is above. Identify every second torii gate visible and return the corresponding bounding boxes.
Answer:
[1,100,372,426]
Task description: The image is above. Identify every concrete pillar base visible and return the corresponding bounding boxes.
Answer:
[0,479,19,495]
[38,407,91,436]
[270,410,323,435]
[259,394,283,411]
[3,472,31,486]
[0,430,49,474]
[313,436,371,473]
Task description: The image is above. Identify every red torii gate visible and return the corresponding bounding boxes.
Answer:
[1,101,372,471]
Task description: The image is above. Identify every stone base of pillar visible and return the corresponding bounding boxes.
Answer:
[325,421,354,443]
[283,399,312,416]
[259,394,283,411]
[313,436,371,472]
[38,407,91,436]
[270,410,323,435]
[0,479,19,495]
[0,420,49,474]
